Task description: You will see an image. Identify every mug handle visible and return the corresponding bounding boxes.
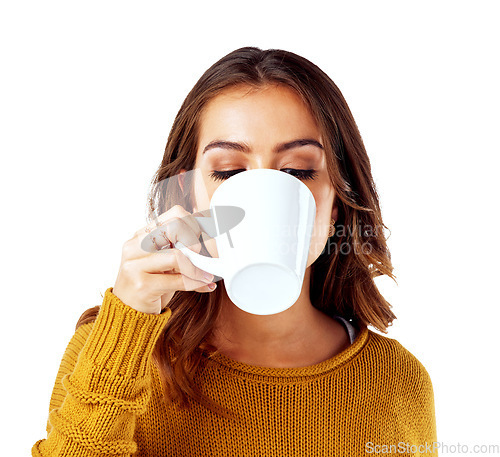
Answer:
[174,241,225,278]
[173,207,245,278]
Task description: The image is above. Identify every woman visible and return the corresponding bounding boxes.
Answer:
[33,46,437,456]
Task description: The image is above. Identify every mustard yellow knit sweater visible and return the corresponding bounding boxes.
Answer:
[32,288,437,456]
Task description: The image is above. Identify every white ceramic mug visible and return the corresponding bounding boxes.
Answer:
[175,168,316,315]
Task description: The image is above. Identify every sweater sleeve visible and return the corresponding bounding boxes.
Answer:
[393,340,439,454]
[32,287,172,457]
[415,363,438,454]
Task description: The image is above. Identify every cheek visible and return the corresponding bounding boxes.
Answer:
[308,182,335,256]
[192,170,224,212]
[311,180,335,221]
[191,170,212,211]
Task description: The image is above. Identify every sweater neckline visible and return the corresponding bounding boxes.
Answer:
[202,326,370,381]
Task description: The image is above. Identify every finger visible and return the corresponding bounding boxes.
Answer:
[128,217,202,259]
[134,206,208,240]
[133,210,172,239]
[178,208,212,238]
[133,207,208,256]
[136,249,215,284]
[159,278,217,310]
[146,271,217,297]
[193,282,218,293]
[159,217,202,253]
[140,226,173,253]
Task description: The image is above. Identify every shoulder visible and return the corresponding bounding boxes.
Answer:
[73,321,95,345]
[364,330,435,398]
[54,321,95,382]
[61,321,95,368]
[354,330,437,440]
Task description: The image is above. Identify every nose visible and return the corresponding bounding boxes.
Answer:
[244,154,278,170]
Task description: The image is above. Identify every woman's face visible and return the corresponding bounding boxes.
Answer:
[182,83,337,267]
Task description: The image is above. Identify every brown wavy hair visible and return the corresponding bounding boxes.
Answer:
[76,46,397,419]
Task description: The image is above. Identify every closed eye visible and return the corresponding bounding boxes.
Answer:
[209,169,318,182]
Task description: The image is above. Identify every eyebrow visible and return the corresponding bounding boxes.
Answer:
[202,138,324,154]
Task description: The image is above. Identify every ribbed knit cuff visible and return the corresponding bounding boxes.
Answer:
[78,287,172,381]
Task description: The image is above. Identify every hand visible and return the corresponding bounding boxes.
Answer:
[112,205,217,315]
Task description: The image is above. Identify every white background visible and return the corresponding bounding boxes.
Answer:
[1,1,498,455]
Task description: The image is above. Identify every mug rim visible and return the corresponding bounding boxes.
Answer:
[211,168,308,203]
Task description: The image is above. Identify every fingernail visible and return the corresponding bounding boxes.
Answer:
[208,282,217,290]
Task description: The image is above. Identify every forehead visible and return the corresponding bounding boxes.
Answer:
[198,84,321,139]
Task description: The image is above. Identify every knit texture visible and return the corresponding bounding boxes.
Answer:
[33,288,437,456]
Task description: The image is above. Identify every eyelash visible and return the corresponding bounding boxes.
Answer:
[209,168,318,182]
